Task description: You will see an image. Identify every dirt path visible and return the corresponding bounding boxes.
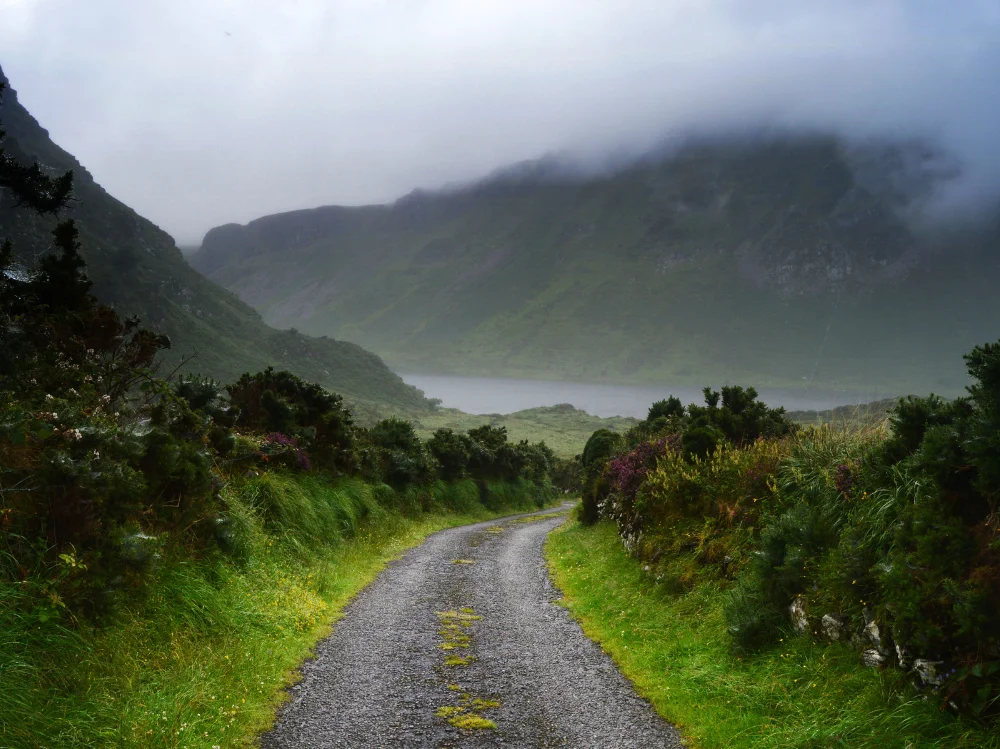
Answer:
[260,505,682,748]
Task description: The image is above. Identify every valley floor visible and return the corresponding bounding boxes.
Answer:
[406,405,637,458]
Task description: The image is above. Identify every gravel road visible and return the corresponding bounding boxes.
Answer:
[259,504,682,748]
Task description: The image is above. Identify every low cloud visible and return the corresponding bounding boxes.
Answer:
[1,0,998,242]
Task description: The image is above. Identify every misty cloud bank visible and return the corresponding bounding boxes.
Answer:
[1,0,998,243]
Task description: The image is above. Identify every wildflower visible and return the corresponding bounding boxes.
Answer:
[45,393,54,402]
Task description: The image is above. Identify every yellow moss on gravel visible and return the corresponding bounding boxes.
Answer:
[450,715,497,730]
[470,698,502,709]
[434,693,502,730]
[437,609,483,621]
[511,511,570,524]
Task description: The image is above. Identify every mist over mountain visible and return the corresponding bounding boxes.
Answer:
[0,65,429,412]
[2,1,999,242]
[192,132,1000,395]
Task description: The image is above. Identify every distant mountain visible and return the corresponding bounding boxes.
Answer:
[192,135,1000,395]
[0,65,428,412]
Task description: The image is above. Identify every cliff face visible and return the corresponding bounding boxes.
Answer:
[0,66,429,411]
[192,133,1000,394]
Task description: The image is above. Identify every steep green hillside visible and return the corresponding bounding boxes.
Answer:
[193,138,1000,395]
[0,67,428,412]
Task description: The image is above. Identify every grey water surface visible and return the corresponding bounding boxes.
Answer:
[401,373,885,418]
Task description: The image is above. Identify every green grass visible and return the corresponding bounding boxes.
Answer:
[0,474,549,749]
[406,404,637,458]
[545,519,998,749]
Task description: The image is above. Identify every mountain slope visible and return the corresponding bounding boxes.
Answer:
[193,136,1000,395]
[0,66,428,412]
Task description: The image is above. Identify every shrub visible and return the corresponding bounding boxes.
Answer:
[364,417,436,488]
[427,428,471,481]
[717,341,1000,718]
[228,367,355,472]
[579,429,625,524]
[582,429,622,467]
[466,425,524,480]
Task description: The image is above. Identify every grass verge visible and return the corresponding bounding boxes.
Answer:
[545,519,999,749]
[0,475,548,749]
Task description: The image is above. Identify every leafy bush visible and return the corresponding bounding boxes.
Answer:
[582,429,623,467]
[587,354,1000,720]
[363,417,436,488]
[579,428,624,523]
[722,343,1000,717]
[466,425,524,480]
[228,367,355,472]
[427,428,471,481]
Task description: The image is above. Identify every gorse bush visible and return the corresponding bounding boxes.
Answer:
[583,349,1000,720]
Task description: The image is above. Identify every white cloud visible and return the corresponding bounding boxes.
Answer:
[1,0,998,242]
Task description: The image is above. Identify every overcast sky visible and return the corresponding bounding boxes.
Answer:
[2,0,999,244]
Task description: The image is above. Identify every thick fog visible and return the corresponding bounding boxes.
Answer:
[1,0,998,244]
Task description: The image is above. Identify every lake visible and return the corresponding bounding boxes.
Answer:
[400,374,886,418]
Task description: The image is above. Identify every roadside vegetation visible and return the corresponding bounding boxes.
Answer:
[0,94,558,748]
[547,521,996,748]
[552,350,1000,746]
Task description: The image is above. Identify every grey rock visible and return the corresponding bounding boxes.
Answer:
[862,649,887,668]
[913,659,945,686]
[895,642,912,670]
[821,614,843,641]
[865,619,882,650]
[789,596,809,635]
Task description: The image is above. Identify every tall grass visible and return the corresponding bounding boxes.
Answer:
[547,520,998,749]
[0,472,550,749]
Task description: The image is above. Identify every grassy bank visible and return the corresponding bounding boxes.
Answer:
[546,520,998,749]
[0,474,548,749]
